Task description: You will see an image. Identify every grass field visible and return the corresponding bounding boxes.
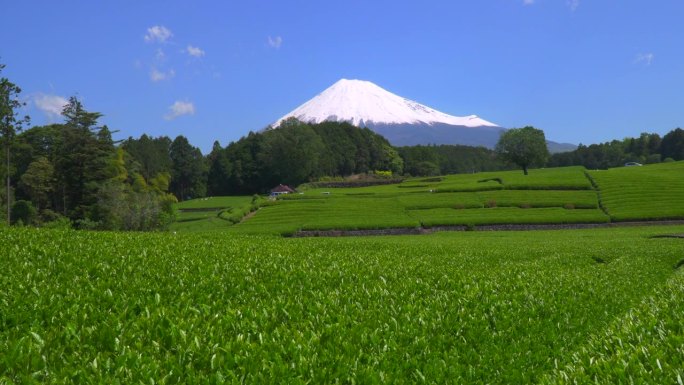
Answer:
[2,226,684,383]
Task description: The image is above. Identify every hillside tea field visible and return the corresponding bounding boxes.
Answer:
[230,167,609,235]
[588,161,684,221]
[175,163,684,235]
[170,196,255,232]
[2,226,684,383]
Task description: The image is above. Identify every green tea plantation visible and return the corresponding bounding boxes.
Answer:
[2,225,684,384]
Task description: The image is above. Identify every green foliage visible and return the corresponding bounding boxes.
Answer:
[10,199,36,225]
[40,215,72,229]
[660,127,684,161]
[210,120,404,195]
[53,97,117,220]
[121,134,173,180]
[206,140,233,196]
[496,126,550,175]
[549,130,684,169]
[95,180,177,231]
[1,62,31,225]
[61,96,102,131]
[413,160,441,176]
[543,269,684,384]
[169,135,207,201]
[12,118,179,230]
[18,156,54,210]
[259,122,325,187]
[1,226,684,383]
[399,144,505,176]
[373,169,393,178]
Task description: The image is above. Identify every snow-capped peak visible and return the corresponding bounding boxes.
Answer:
[272,78,498,128]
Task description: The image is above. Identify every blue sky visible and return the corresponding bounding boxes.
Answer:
[2,0,682,153]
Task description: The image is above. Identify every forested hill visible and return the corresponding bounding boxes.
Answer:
[206,119,404,195]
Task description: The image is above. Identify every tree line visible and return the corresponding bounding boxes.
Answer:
[6,97,178,230]
[548,130,684,169]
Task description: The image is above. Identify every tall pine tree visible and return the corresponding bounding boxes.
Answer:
[0,63,30,224]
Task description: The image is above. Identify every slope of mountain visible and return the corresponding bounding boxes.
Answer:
[272,79,575,151]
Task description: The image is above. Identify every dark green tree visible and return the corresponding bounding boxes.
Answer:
[660,128,684,161]
[169,135,207,200]
[259,122,325,187]
[121,134,172,180]
[19,156,54,211]
[223,132,264,194]
[1,63,30,224]
[55,96,115,220]
[206,141,233,196]
[10,200,36,225]
[495,126,549,175]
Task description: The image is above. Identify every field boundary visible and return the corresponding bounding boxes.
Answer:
[291,220,684,237]
[177,207,229,212]
[583,170,611,218]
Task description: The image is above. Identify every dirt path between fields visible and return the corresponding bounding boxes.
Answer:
[291,220,684,237]
[239,209,259,224]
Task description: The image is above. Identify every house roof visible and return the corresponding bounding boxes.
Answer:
[271,184,295,193]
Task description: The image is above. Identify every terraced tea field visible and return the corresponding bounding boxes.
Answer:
[2,226,683,383]
[228,162,684,235]
[227,166,606,235]
[588,161,684,221]
[171,196,254,232]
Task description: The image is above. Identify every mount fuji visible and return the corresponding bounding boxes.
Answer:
[271,79,575,152]
[271,79,504,148]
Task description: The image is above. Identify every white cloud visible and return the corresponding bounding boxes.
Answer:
[567,0,579,11]
[268,36,283,49]
[33,93,68,119]
[144,25,173,43]
[150,67,175,82]
[156,48,166,61]
[523,0,535,5]
[635,53,654,66]
[164,100,195,120]
[186,45,205,57]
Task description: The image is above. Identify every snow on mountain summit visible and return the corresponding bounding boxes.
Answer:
[272,79,498,128]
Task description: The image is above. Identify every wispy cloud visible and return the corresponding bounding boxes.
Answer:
[144,25,173,43]
[635,53,654,66]
[567,0,579,11]
[268,36,283,49]
[186,45,205,58]
[150,67,175,82]
[155,48,166,61]
[164,100,195,120]
[33,93,68,120]
[523,0,535,5]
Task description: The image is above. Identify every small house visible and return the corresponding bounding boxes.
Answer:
[270,184,295,197]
